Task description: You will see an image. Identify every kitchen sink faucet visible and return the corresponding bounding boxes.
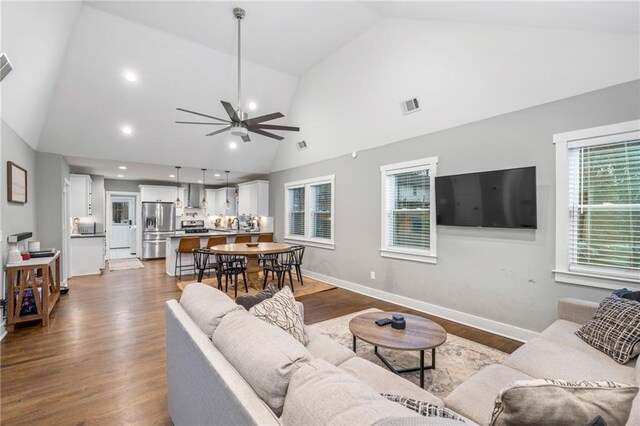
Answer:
[231,217,240,231]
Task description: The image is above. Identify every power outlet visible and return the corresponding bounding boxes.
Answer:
[370,271,376,280]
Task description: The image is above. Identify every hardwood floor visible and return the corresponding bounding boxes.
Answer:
[1,259,522,424]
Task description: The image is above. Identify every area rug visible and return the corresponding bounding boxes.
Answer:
[108,258,145,271]
[177,276,335,299]
[310,308,507,399]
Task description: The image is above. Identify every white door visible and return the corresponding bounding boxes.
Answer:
[110,197,135,248]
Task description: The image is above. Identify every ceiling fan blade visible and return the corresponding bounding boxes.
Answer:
[252,124,300,132]
[176,107,231,123]
[221,101,240,123]
[241,134,251,142]
[248,127,284,140]
[244,112,284,126]
[175,121,228,125]
[205,126,232,137]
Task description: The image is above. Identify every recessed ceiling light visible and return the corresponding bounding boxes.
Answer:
[229,141,238,150]
[119,166,127,170]
[169,174,175,178]
[248,101,257,110]
[197,180,203,183]
[124,70,138,82]
[214,173,221,177]
[117,174,124,178]
[121,125,133,135]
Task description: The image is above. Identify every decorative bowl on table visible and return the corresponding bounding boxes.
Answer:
[246,243,259,247]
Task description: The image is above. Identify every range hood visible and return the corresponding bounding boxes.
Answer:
[185,183,204,209]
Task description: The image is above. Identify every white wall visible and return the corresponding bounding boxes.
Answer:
[269,81,640,341]
[272,18,640,172]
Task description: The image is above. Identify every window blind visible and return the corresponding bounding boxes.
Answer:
[385,169,431,250]
[288,187,305,236]
[568,139,640,273]
[310,183,332,239]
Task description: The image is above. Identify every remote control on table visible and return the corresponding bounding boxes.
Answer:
[375,318,392,327]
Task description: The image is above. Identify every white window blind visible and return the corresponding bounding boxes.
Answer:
[288,187,305,236]
[310,183,332,239]
[568,139,640,275]
[380,157,437,263]
[284,175,335,248]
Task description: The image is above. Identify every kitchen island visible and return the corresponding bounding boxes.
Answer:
[165,231,273,277]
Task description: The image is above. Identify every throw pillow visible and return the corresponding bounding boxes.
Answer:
[235,283,276,310]
[382,394,465,423]
[575,295,640,364]
[612,288,640,303]
[582,416,608,426]
[249,286,309,345]
[489,379,638,426]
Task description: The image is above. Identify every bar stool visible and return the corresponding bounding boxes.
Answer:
[234,234,252,244]
[257,234,273,242]
[174,237,200,279]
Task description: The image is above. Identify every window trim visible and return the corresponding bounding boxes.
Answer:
[553,119,640,290]
[380,157,438,264]
[284,175,335,250]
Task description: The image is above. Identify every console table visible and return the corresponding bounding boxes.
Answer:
[5,251,61,331]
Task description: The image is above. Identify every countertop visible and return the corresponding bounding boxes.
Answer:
[71,233,106,238]
[168,230,273,238]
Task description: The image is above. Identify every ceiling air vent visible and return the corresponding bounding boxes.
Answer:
[0,53,12,82]
[400,97,420,115]
[296,140,308,151]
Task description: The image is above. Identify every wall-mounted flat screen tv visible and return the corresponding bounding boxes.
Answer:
[435,166,537,229]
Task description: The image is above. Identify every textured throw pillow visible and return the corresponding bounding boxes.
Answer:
[382,394,465,423]
[575,295,640,364]
[235,283,276,310]
[489,379,638,426]
[250,286,309,345]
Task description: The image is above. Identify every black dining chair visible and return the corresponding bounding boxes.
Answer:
[192,249,216,284]
[262,250,295,292]
[288,245,305,285]
[215,253,248,298]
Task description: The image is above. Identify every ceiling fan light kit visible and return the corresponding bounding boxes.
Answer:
[175,7,300,142]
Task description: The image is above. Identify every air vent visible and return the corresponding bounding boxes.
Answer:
[400,97,420,115]
[296,140,308,151]
[0,53,12,82]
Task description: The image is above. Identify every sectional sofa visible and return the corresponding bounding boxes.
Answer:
[165,284,639,425]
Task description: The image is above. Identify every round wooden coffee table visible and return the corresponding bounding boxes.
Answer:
[349,311,447,388]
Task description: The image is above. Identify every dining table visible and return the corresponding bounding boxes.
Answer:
[209,242,294,290]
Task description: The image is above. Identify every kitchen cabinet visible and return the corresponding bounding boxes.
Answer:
[210,187,236,216]
[70,235,105,276]
[70,174,92,218]
[237,180,269,217]
[139,185,184,215]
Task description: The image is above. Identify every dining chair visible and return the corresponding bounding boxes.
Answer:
[205,236,228,275]
[215,253,248,298]
[288,245,306,285]
[192,249,216,285]
[262,250,295,292]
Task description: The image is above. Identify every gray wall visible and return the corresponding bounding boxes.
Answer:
[1,120,37,254]
[35,152,69,251]
[269,80,640,335]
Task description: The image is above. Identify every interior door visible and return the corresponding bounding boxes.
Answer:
[110,198,133,248]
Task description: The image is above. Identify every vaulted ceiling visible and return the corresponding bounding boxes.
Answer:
[1,1,639,178]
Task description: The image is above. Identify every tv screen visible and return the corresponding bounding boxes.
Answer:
[435,166,537,229]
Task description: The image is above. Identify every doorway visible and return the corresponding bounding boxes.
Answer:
[106,192,138,260]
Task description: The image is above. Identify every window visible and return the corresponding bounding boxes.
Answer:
[112,201,130,224]
[284,175,335,249]
[554,120,640,289]
[380,157,437,263]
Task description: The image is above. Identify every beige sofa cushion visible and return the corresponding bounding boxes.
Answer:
[179,283,242,337]
[630,363,640,425]
[281,358,460,426]
[444,364,533,426]
[489,379,638,426]
[306,328,356,366]
[212,309,312,414]
[339,356,443,407]
[504,337,636,384]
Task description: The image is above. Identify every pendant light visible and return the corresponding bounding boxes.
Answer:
[224,171,230,210]
[200,168,208,209]
[174,166,183,208]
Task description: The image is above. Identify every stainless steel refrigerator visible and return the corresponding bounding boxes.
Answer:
[141,202,176,259]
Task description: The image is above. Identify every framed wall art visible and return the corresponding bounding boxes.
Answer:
[7,161,27,203]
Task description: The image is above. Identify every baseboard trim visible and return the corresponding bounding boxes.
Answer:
[302,269,539,343]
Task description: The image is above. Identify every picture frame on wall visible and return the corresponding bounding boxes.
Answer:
[7,161,27,204]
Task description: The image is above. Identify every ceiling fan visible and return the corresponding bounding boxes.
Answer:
[175,7,299,142]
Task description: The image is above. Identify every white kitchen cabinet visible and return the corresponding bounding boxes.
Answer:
[204,189,217,216]
[237,180,269,217]
[70,235,105,276]
[214,187,237,216]
[70,174,93,218]
[139,185,181,203]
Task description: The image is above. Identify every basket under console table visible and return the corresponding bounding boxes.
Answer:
[5,251,62,332]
